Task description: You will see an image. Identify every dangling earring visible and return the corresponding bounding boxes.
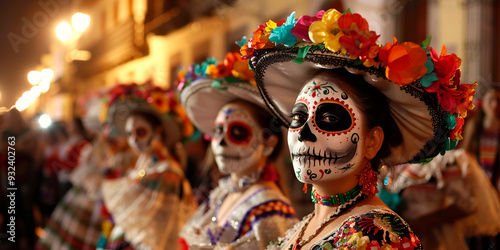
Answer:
[302,183,308,193]
[358,161,378,198]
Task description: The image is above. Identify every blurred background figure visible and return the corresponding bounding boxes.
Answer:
[37,121,68,224]
[0,109,40,249]
[380,149,500,250]
[460,85,500,249]
[99,83,196,250]
[461,85,500,193]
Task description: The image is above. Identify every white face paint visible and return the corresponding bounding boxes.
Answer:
[288,77,365,183]
[125,115,155,153]
[211,102,266,175]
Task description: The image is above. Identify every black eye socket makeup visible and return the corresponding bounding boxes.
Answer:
[227,122,252,145]
[290,102,309,129]
[314,102,352,132]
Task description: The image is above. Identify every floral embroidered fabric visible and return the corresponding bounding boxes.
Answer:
[271,208,422,250]
[180,177,298,249]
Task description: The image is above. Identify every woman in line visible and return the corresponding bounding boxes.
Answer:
[241,8,476,249]
[179,53,298,249]
[100,83,196,249]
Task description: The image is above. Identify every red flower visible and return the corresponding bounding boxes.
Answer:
[339,29,379,59]
[383,42,427,86]
[338,12,369,32]
[425,46,462,92]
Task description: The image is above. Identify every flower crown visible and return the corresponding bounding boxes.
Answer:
[239,8,477,154]
[177,52,255,92]
[104,82,194,139]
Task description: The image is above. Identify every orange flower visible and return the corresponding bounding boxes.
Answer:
[147,92,170,113]
[450,116,464,141]
[240,43,254,59]
[232,59,255,86]
[384,42,427,86]
[363,45,381,68]
[454,82,477,118]
[207,52,241,78]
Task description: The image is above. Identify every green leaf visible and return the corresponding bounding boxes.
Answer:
[342,8,352,14]
[292,46,312,64]
[353,59,363,65]
[420,36,432,48]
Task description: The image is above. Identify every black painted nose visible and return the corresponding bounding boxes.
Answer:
[298,123,317,142]
[219,137,227,146]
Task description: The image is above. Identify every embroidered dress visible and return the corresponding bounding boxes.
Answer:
[36,142,130,250]
[269,208,422,250]
[180,177,298,249]
[102,157,196,250]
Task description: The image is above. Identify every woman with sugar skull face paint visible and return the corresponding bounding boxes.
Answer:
[242,8,477,250]
[179,54,298,249]
[99,83,196,250]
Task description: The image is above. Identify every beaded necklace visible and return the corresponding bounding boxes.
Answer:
[290,192,366,250]
[311,185,362,206]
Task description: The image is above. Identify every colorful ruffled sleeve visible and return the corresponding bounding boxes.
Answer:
[314,210,423,250]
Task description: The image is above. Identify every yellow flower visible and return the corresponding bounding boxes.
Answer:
[265,20,277,34]
[309,9,343,52]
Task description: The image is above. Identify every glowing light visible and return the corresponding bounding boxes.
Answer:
[40,69,54,82]
[15,96,30,111]
[72,13,90,32]
[31,86,41,99]
[28,71,41,85]
[39,80,50,93]
[56,22,72,41]
[38,114,52,129]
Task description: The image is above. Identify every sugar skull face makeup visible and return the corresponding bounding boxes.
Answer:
[211,102,266,176]
[125,115,155,153]
[288,77,365,183]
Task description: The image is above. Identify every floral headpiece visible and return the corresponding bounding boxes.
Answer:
[178,52,271,137]
[239,8,477,164]
[177,52,255,92]
[104,82,194,141]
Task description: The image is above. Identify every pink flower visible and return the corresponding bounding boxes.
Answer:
[290,10,325,41]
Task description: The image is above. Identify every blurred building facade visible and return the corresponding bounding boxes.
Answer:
[34,0,500,120]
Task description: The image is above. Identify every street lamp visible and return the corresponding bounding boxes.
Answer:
[56,13,90,43]
[56,22,72,42]
[72,13,90,32]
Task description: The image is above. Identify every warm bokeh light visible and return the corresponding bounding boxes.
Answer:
[38,114,52,129]
[39,80,50,93]
[40,68,54,82]
[72,13,90,32]
[15,96,30,111]
[30,86,42,99]
[27,70,41,85]
[56,22,72,41]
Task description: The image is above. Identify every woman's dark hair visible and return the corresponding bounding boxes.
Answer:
[319,68,403,169]
[227,99,284,163]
